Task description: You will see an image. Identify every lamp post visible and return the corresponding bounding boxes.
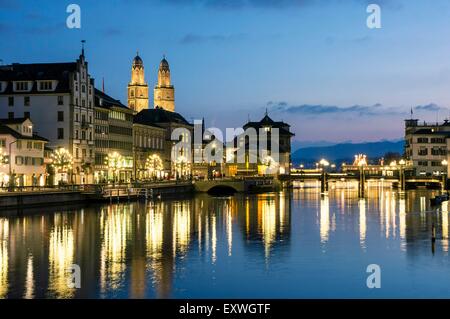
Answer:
[399,159,406,192]
[442,159,448,191]
[319,158,329,194]
[8,140,17,191]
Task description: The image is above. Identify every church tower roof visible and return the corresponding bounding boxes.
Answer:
[159,56,170,71]
[133,52,143,67]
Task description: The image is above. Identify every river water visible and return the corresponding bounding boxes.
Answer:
[0,186,449,298]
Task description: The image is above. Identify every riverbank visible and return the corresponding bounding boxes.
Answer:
[0,182,195,209]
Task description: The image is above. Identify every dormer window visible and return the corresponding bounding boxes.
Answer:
[39,81,53,91]
[15,81,29,91]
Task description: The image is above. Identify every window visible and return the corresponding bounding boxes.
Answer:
[431,137,446,144]
[418,148,428,156]
[89,132,92,141]
[24,96,30,106]
[8,97,13,106]
[34,142,42,150]
[39,81,53,91]
[82,84,86,93]
[75,130,79,139]
[15,156,23,165]
[57,128,64,140]
[0,139,5,148]
[24,112,30,118]
[432,161,442,167]
[8,112,14,119]
[81,131,86,140]
[82,149,86,158]
[418,161,428,166]
[75,113,79,122]
[82,99,86,107]
[27,141,32,149]
[76,148,79,159]
[15,82,28,91]
[16,140,22,149]
[417,137,429,143]
[57,96,64,105]
[57,111,64,122]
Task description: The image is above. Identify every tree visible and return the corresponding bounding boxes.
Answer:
[145,154,163,179]
[50,148,73,183]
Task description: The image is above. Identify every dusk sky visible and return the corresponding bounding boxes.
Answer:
[2,0,450,145]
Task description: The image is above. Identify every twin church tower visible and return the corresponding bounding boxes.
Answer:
[127,53,175,113]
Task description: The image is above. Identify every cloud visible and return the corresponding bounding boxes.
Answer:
[180,33,246,44]
[269,101,447,117]
[414,103,442,111]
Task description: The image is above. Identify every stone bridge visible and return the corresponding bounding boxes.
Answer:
[194,178,277,193]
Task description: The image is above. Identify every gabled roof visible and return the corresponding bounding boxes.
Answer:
[94,88,129,110]
[134,107,192,126]
[0,124,48,142]
[244,114,294,136]
[0,63,79,94]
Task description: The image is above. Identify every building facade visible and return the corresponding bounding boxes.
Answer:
[0,118,48,187]
[405,119,450,176]
[0,48,95,184]
[127,53,149,113]
[154,57,175,112]
[134,108,193,178]
[229,113,294,177]
[94,89,134,183]
[132,120,166,180]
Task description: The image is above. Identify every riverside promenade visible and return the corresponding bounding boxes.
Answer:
[0,181,194,209]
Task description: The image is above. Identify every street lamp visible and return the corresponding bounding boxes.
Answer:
[442,159,448,191]
[398,159,406,192]
[318,158,329,194]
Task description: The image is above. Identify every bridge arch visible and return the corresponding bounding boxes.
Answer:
[207,185,238,195]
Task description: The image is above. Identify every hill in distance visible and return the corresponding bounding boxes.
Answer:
[292,140,404,165]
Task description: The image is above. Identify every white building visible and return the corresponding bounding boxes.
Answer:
[405,119,450,176]
[0,118,48,187]
[0,47,95,184]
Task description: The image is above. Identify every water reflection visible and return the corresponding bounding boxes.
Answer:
[1,189,450,298]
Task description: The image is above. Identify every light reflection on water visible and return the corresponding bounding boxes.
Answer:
[0,186,450,298]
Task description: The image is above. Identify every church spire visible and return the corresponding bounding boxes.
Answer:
[128,52,149,112]
[154,56,175,112]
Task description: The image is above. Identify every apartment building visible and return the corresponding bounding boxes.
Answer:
[0,48,95,184]
[405,119,450,176]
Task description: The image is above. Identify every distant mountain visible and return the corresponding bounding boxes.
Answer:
[292,140,404,165]
[291,140,343,152]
